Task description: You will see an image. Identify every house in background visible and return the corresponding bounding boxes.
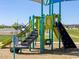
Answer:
[64,24,79,30]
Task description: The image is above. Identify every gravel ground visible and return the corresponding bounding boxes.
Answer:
[0,43,79,59]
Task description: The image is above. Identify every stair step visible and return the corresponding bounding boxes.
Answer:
[21,42,29,45]
[21,29,38,46]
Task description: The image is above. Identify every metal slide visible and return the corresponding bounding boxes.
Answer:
[57,22,77,48]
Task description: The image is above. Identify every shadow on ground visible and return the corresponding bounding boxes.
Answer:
[1,45,79,57]
[2,46,11,49]
[18,48,79,57]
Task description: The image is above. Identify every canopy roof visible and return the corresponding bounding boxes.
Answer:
[32,0,75,5]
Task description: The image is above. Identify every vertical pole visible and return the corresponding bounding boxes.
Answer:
[32,15,35,49]
[49,0,51,15]
[40,0,44,53]
[51,0,54,50]
[13,35,16,59]
[49,0,51,43]
[58,0,61,49]
[29,16,31,51]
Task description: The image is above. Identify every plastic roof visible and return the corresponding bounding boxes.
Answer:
[32,0,75,4]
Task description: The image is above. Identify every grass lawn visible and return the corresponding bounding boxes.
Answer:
[0,29,79,46]
[0,35,12,44]
[67,29,79,42]
[34,29,79,42]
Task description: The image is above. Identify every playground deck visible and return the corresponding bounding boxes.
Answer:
[0,43,79,59]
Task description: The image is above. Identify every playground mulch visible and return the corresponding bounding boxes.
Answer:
[0,43,79,59]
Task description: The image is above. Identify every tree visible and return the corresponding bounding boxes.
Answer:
[12,22,21,30]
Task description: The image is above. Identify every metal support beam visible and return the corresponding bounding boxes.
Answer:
[13,35,16,59]
[49,0,51,46]
[58,0,61,49]
[40,0,45,53]
[32,15,35,49]
[51,0,54,50]
[29,16,32,51]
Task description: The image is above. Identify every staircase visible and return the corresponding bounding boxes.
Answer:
[10,29,38,53]
[21,29,38,46]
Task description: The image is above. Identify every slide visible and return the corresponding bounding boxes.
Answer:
[54,27,58,39]
[0,24,30,48]
[57,22,77,48]
[0,40,11,48]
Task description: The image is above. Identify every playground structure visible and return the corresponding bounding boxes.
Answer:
[10,14,77,53]
[10,0,77,54]
[7,0,78,59]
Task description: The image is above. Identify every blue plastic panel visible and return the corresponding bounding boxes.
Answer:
[32,0,76,5]
[44,0,74,5]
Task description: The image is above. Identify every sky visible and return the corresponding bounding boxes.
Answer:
[0,0,79,25]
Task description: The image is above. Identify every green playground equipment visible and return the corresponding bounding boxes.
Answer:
[11,14,77,53]
[31,0,77,53]
[11,0,78,59]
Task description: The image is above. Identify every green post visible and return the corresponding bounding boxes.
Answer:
[29,45,31,51]
[51,0,54,50]
[49,0,51,44]
[40,0,44,53]
[29,16,32,51]
[58,0,61,49]
[32,15,35,49]
[13,35,16,59]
